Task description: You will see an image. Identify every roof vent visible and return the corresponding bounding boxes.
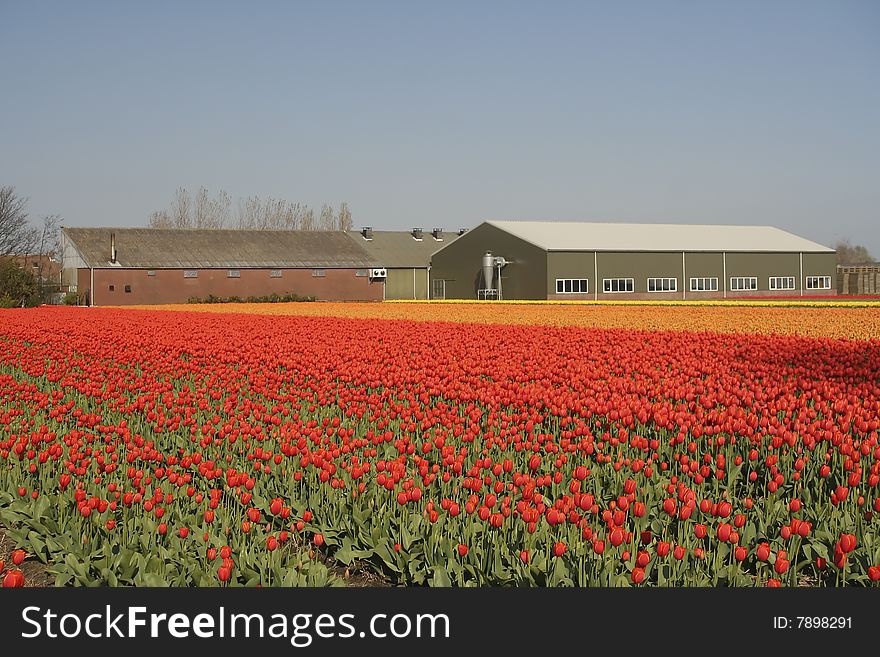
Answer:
[431,228,443,240]
[458,228,468,235]
[110,232,117,264]
[412,228,423,240]
[361,226,373,240]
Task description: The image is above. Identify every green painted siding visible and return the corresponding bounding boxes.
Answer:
[596,252,683,294]
[725,252,798,291]
[803,253,837,291]
[546,252,595,296]
[430,223,547,299]
[384,268,429,300]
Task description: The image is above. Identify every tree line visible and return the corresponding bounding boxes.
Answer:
[147,187,354,231]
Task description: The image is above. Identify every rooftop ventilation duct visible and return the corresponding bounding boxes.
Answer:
[110,232,117,264]
[361,226,373,240]
[412,228,423,240]
[432,228,443,240]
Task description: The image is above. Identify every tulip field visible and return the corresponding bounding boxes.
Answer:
[1,303,880,587]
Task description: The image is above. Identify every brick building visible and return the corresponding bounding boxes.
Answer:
[61,228,388,305]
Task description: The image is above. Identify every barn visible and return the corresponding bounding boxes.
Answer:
[429,221,837,300]
[347,227,461,300]
[60,227,387,305]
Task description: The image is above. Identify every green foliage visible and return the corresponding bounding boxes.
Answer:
[63,290,83,305]
[187,292,317,304]
[0,258,39,307]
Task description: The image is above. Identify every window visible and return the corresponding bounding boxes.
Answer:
[690,277,718,292]
[184,270,198,278]
[647,278,677,292]
[32,262,39,268]
[769,276,795,291]
[603,278,634,293]
[730,277,757,291]
[108,285,115,292]
[555,279,589,294]
[124,285,132,293]
[806,275,831,290]
[355,269,368,277]
[147,270,156,277]
[312,269,326,278]
[270,269,282,278]
[227,269,241,278]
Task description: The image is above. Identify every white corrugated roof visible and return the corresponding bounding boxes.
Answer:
[486,221,834,253]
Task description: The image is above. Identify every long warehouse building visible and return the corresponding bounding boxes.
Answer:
[429,221,837,300]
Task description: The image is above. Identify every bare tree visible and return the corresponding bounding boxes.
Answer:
[171,187,191,228]
[148,187,352,232]
[194,186,210,228]
[0,185,37,256]
[148,210,173,228]
[834,240,875,265]
[337,201,353,231]
[211,189,231,228]
[300,207,316,231]
[319,204,336,231]
[35,214,60,299]
[237,196,261,229]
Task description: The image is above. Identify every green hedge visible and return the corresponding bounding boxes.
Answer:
[186,292,317,304]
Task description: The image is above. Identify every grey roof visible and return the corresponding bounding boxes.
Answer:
[62,227,378,268]
[346,230,459,268]
[483,221,834,253]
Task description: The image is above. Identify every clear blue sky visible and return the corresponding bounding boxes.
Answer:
[2,1,878,254]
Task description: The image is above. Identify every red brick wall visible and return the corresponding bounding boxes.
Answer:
[79,268,383,305]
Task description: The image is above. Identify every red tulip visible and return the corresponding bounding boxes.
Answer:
[457,544,468,557]
[11,550,26,566]
[519,550,530,564]
[631,568,646,585]
[2,569,25,588]
[313,533,325,547]
[868,566,880,582]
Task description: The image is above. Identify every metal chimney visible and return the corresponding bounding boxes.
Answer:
[361,226,373,240]
[482,251,494,291]
[110,232,117,263]
[412,227,423,240]
[431,228,443,240]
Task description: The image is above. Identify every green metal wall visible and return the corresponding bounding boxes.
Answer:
[385,268,429,300]
[430,223,547,299]
[803,253,837,291]
[596,252,682,294]
[725,252,799,288]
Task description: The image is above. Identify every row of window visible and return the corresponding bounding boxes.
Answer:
[555,276,833,294]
